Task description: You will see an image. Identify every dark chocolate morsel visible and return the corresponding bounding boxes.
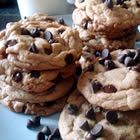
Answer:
[105,0,113,9]
[12,71,23,83]
[85,107,96,120]
[51,128,61,138]
[80,120,90,131]
[32,116,41,127]
[91,80,102,93]
[117,53,127,63]
[116,0,124,5]
[103,85,117,93]
[67,104,78,115]
[105,111,118,124]
[44,48,52,55]
[36,132,45,140]
[79,0,85,3]
[58,17,65,25]
[136,1,140,7]
[21,28,31,35]
[65,54,74,65]
[31,28,40,38]
[90,124,103,137]
[82,20,88,30]
[44,31,53,41]
[86,133,96,140]
[124,56,135,66]
[101,49,111,59]
[27,120,36,129]
[104,59,116,70]
[29,43,39,53]
[41,126,51,136]
[6,39,17,47]
[30,71,41,78]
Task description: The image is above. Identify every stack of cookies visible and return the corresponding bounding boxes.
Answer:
[0,13,82,116]
[72,0,140,51]
[59,48,140,140]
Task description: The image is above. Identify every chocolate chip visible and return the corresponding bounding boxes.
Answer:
[83,63,94,72]
[86,133,96,140]
[27,120,37,129]
[48,39,55,44]
[82,20,88,30]
[102,0,106,2]
[44,31,53,41]
[32,116,41,126]
[105,0,113,9]
[65,54,74,65]
[117,53,127,63]
[57,29,65,34]
[13,71,23,82]
[30,71,40,78]
[80,120,90,131]
[103,85,117,93]
[105,111,118,124]
[67,104,78,115]
[41,126,51,136]
[124,56,135,66]
[91,80,102,93]
[29,43,39,53]
[104,59,116,70]
[99,58,106,65]
[136,1,140,7]
[95,51,102,57]
[58,17,65,25]
[76,64,82,76]
[127,51,136,58]
[90,124,103,137]
[116,0,124,5]
[36,132,45,140]
[101,49,111,59]
[6,39,17,47]
[31,28,40,38]
[51,128,60,138]
[21,28,30,35]
[44,48,52,55]
[85,107,96,120]
[121,3,128,9]
[133,50,140,63]
[79,0,85,3]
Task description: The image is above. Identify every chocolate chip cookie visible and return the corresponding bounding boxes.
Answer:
[0,13,82,70]
[59,93,140,140]
[78,48,140,111]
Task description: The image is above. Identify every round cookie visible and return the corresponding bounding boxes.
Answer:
[59,93,140,140]
[85,0,140,38]
[74,24,136,51]
[78,49,140,111]
[0,13,82,70]
[0,95,68,116]
[0,76,75,103]
[0,59,76,93]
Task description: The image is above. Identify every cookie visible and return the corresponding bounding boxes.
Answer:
[85,0,140,38]
[0,95,68,116]
[0,59,76,93]
[78,49,140,111]
[0,13,82,70]
[59,95,140,140]
[0,76,75,103]
[74,24,136,51]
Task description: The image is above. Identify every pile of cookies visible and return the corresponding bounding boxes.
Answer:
[72,0,140,51]
[59,47,140,139]
[0,13,82,116]
[58,0,140,139]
